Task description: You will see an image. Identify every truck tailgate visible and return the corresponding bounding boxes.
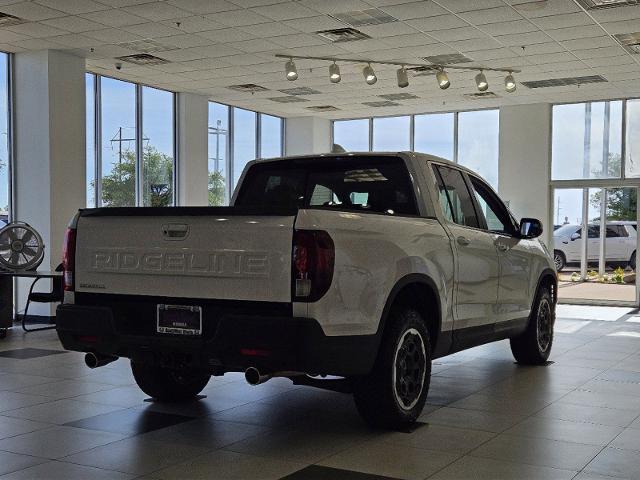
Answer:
[74,211,294,302]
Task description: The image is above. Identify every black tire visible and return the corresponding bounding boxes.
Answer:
[510,286,554,365]
[0,329,6,339]
[353,307,431,429]
[553,250,565,272]
[131,361,210,402]
[630,251,636,271]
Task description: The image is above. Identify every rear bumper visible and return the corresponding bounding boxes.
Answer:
[56,303,378,376]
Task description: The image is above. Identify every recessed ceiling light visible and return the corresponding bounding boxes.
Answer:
[307,105,341,112]
[362,100,400,107]
[227,83,269,93]
[423,53,472,65]
[268,96,309,103]
[278,87,321,95]
[576,0,639,10]
[521,75,607,88]
[378,93,419,100]
[0,11,26,27]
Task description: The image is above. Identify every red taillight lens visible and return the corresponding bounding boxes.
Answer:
[62,228,77,292]
[293,230,334,302]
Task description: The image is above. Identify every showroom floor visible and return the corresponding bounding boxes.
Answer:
[0,306,639,480]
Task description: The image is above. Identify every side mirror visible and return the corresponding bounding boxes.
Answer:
[519,218,543,239]
[570,232,580,241]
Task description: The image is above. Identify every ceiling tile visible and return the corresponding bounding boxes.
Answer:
[381,32,436,47]
[269,33,326,48]
[406,14,469,31]
[511,0,581,18]
[480,19,539,36]
[197,27,256,43]
[358,21,419,37]
[43,33,98,47]
[122,21,182,37]
[227,37,281,53]
[495,30,551,46]
[561,35,617,51]
[34,0,107,14]
[458,6,523,25]
[212,9,272,27]
[433,0,506,13]
[41,15,106,32]
[251,1,320,21]
[123,1,189,21]
[282,14,345,32]
[600,19,640,35]
[378,1,448,20]
[237,21,299,37]
[428,26,485,42]
[1,1,65,20]
[167,0,239,15]
[7,21,68,37]
[84,27,141,43]
[81,8,148,27]
[532,12,593,30]
[160,15,225,32]
[547,24,607,41]
[0,29,29,43]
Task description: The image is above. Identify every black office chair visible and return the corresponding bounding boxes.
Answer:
[22,264,64,332]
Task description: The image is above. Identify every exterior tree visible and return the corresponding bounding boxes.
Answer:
[208,170,225,206]
[100,145,173,207]
[590,154,636,221]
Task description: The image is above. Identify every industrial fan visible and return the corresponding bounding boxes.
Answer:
[0,222,45,272]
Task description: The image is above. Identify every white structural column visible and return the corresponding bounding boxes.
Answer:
[13,50,86,315]
[285,117,331,155]
[498,103,552,247]
[177,92,209,206]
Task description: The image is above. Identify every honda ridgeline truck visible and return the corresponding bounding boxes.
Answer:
[56,152,557,428]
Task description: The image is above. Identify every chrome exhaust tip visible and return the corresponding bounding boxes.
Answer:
[244,367,271,386]
[84,352,117,369]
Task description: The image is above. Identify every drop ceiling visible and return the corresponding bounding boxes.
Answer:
[1,0,640,118]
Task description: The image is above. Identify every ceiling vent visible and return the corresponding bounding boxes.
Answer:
[278,87,322,95]
[423,53,473,65]
[316,27,371,43]
[330,8,398,27]
[0,11,27,27]
[521,75,607,88]
[362,100,400,107]
[268,96,309,103]
[117,39,177,53]
[464,92,499,100]
[307,105,340,112]
[227,83,269,93]
[614,32,640,53]
[575,0,639,9]
[116,54,169,66]
[406,66,437,77]
[378,93,419,100]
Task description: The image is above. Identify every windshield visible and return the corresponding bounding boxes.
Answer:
[554,224,578,237]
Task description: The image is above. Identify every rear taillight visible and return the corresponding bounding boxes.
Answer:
[62,228,77,292]
[293,230,334,302]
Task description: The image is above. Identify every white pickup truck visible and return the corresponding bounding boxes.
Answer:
[56,152,556,428]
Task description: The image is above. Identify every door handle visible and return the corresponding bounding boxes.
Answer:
[457,236,471,246]
[496,243,508,252]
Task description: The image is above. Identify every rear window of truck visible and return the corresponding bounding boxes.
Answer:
[235,157,418,216]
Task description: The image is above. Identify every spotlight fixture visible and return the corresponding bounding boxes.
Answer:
[285,58,298,81]
[396,67,409,88]
[436,69,450,89]
[475,70,488,92]
[329,62,341,83]
[363,63,377,85]
[505,72,516,93]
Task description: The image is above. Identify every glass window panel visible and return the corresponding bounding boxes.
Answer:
[208,102,229,206]
[100,77,136,207]
[86,74,95,208]
[333,119,369,152]
[434,165,479,228]
[142,86,174,207]
[260,114,282,159]
[232,108,257,190]
[458,109,499,189]
[625,99,640,178]
[0,53,9,223]
[414,113,454,160]
[552,101,622,180]
[372,116,410,151]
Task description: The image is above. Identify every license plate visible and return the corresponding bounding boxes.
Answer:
[157,304,202,336]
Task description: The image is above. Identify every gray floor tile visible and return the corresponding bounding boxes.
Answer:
[585,446,640,479]
[429,456,577,480]
[0,451,48,476]
[3,399,126,424]
[71,385,150,408]
[421,406,524,433]
[15,380,115,400]
[0,392,50,414]
[610,428,640,452]
[379,423,495,455]
[63,436,211,475]
[152,450,305,480]
[0,425,126,459]
[0,416,50,441]
[534,401,640,427]
[319,439,459,480]
[505,416,623,446]
[0,460,136,480]
[470,433,602,471]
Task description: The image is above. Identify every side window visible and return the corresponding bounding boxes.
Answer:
[432,165,479,228]
[469,176,514,234]
[432,167,454,222]
[606,226,623,238]
[588,226,600,239]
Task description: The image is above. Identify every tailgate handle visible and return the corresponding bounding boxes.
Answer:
[162,223,189,240]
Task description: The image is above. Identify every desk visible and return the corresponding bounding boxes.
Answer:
[0,270,63,337]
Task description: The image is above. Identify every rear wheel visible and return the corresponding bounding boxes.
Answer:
[510,286,554,365]
[353,307,431,429]
[553,250,565,271]
[131,361,210,402]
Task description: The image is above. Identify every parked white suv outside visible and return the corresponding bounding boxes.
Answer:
[553,221,637,271]
[56,152,557,429]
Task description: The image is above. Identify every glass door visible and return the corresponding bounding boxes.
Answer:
[553,186,638,305]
